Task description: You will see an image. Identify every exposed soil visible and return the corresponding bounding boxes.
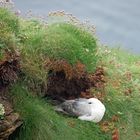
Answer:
[46,67,105,100]
[0,60,20,89]
[0,51,20,89]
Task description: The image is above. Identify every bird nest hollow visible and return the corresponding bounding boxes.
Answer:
[46,60,105,100]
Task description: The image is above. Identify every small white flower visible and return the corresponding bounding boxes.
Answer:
[117,111,123,115]
[0,104,5,118]
[85,48,89,52]
[104,49,111,54]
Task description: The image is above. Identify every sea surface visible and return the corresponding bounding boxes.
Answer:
[13,0,140,54]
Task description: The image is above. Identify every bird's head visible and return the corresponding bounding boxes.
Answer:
[87,98,101,106]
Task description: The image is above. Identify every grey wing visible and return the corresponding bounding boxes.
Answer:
[72,100,91,116]
[60,100,79,116]
[56,99,91,117]
[60,100,86,116]
[75,98,88,102]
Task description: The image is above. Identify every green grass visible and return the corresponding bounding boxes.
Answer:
[10,83,110,140]
[19,20,98,85]
[97,46,140,140]
[0,8,19,34]
[44,23,97,72]
[0,8,19,59]
[9,47,140,140]
[18,20,49,84]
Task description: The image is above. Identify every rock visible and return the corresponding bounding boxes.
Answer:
[0,113,22,139]
[0,90,22,140]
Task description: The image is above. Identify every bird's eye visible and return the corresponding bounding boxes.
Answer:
[88,102,92,104]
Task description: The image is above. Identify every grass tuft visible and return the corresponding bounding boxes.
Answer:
[20,21,98,85]
[0,8,19,60]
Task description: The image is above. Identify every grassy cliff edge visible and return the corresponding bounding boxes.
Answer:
[0,8,140,140]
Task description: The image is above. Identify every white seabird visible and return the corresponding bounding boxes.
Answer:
[55,98,105,122]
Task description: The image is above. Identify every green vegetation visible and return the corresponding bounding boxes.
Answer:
[19,20,97,85]
[44,23,97,71]
[10,83,109,140]
[0,8,140,140]
[0,8,19,34]
[98,47,140,140]
[9,48,140,140]
[0,8,19,60]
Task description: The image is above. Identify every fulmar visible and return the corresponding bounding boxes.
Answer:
[55,98,105,122]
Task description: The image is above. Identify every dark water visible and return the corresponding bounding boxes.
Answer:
[13,0,140,54]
